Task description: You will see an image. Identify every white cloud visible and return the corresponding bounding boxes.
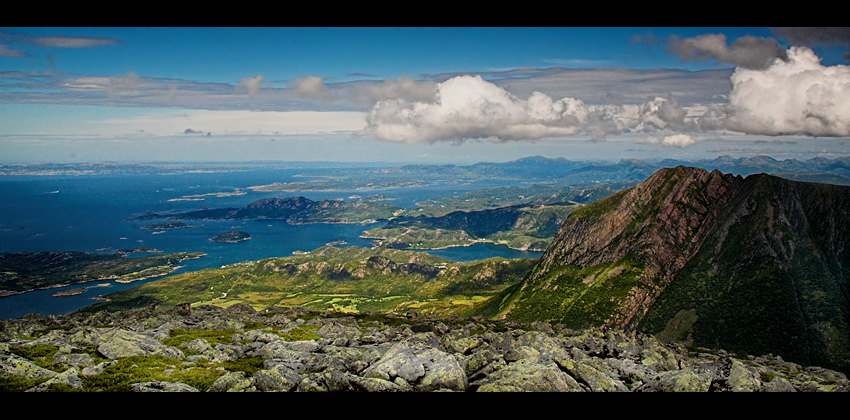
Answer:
[238,75,266,97]
[292,76,336,101]
[641,134,698,148]
[363,74,696,143]
[725,47,850,137]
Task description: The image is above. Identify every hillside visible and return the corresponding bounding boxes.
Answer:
[85,246,538,319]
[494,166,850,374]
[365,202,580,251]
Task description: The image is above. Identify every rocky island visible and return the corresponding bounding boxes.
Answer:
[210,231,251,243]
[141,221,194,230]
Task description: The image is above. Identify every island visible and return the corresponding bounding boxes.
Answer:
[141,221,195,230]
[209,231,251,243]
[0,251,206,296]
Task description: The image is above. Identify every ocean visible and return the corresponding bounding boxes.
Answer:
[0,166,542,319]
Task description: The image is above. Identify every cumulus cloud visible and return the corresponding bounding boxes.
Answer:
[238,75,266,97]
[291,76,337,101]
[641,134,698,148]
[363,75,696,144]
[666,34,788,70]
[724,46,850,137]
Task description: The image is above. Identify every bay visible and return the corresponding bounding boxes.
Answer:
[0,165,542,319]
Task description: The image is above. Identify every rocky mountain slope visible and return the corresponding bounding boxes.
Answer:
[2,304,846,392]
[495,166,850,374]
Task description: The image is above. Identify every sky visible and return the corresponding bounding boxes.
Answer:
[2,27,850,165]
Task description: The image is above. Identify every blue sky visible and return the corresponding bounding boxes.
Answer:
[2,27,850,164]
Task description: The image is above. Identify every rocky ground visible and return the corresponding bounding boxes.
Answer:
[1,303,847,392]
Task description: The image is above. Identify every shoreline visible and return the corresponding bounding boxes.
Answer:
[0,253,206,298]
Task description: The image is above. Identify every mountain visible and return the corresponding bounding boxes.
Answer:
[493,166,850,374]
[130,196,400,225]
[84,246,538,319]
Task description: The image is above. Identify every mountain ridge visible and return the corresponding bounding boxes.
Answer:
[496,166,850,373]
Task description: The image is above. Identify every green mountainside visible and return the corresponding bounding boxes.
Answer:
[493,166,850,374]
[365,203,580,251]
[86,246,538,319]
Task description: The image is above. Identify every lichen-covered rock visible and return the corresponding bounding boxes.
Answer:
[53,352,94,370]
[207,371,256,392]
[0,353,58,381]
[635,368,712,392]
[474,359,582,392]
[26,368,82,392]
[565,358,630,392]
[2,304,848,392]
[252,365,302,392]
[763,376,796,392]
[95,328,184,360]
[708,357,762,392]
[131,380,199,392]
[362,333,467,391]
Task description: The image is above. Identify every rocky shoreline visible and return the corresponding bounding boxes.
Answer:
[1,304,847,392]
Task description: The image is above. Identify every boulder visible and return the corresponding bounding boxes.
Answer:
[131,380,199,392]
[362,334,468,392]
[474,359,582,392]
[95,328,185,360]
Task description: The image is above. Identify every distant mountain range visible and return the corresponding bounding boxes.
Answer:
[5,155,850,187]
[493,165,850,374]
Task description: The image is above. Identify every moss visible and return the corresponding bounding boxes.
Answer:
[9,344,65,372]
[281,325,321,342]
[162,329,238,348]
[79,355,187,392]
[27,325,74,339]
[0,373,47,392]
[219,356,265,376]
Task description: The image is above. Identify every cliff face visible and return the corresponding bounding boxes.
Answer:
[534,166,743,281]
[497,166,850,373]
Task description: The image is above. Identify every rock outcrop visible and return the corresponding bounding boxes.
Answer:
[1,304,846,392]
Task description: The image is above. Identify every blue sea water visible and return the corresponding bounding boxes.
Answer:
[0,167,542,319]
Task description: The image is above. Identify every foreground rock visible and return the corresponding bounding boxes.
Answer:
[1,305,847,392]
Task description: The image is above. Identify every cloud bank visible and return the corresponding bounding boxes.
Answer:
[363,74,698,144]
[364,43,850,144]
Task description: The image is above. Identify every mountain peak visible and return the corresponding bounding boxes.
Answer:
[498,165,850,374]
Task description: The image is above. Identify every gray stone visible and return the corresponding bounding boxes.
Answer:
[206,371,256,392]
[131,380,199,392]
[475,359,582,392]
[95,328,184,360]
[763,376,796,392]
[362,335,468,392]
[252,365,302,392]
